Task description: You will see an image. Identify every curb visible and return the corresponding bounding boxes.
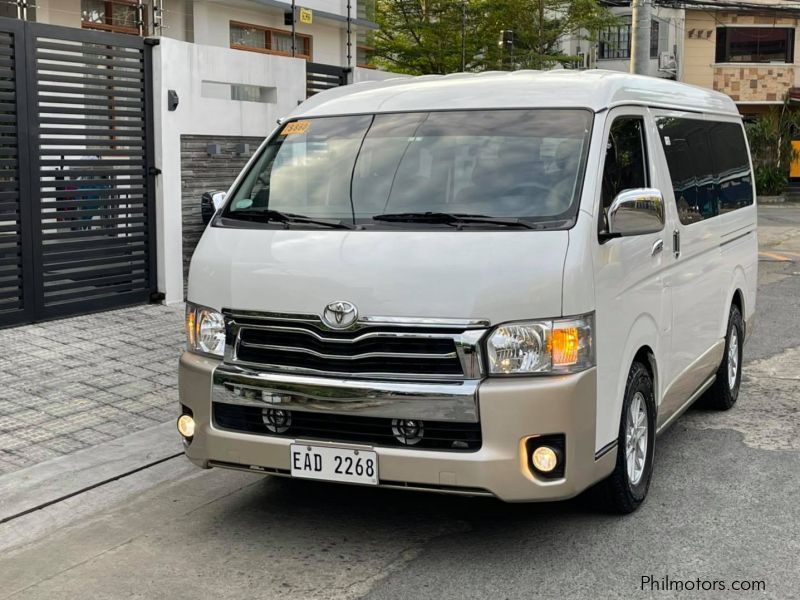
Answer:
[0,422,182,524]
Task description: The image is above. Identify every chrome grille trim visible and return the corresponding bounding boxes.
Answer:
[224,309,490,329]
[222,309,489,381]
[212,364,480,422]
[237,341,458,361]
[230,323,462,344]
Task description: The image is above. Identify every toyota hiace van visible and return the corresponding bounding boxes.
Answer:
[179,71,757,513]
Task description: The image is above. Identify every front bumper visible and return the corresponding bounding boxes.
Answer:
[178,352,615,502]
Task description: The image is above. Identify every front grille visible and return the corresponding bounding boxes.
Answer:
[227,312,480,379]
[213,403,482,451]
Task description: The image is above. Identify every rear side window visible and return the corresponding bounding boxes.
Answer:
[656,118,716,224]
[656,117,753,225]
[709,121,754,213]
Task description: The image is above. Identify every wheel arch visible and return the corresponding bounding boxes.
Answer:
[610,314,662,437]
[722,266,748,340]
[633,345,658,402]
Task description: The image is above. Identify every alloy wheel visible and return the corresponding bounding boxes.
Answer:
[727,325,739,390]
[625,391,649,486]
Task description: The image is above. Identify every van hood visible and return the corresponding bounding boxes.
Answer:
[188,227,568,324]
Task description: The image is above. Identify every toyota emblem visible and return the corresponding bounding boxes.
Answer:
[322,301,358,330]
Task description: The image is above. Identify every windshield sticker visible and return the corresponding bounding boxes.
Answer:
[281,120,311,136]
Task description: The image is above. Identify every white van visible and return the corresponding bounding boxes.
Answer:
[179,71,757,513]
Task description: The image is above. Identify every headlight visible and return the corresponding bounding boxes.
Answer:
[487,313,594,375]
[186,303,226,357]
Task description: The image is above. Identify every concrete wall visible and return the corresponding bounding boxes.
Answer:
[153,37,306,303]
[352,67,407,84]
[162,0,192,42]
[681,11,717,89]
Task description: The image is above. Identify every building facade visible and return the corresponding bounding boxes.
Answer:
[679,1,800,118]
[559,3,683,80]
[26,0,376,68]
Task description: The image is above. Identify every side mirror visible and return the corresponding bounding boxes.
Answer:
[603,188,665,240]
[211,191,227,210]
[201,191,227,226]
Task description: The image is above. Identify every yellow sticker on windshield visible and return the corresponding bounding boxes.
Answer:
[281,120,311,136]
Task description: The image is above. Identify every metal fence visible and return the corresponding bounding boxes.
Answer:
[306,61,349,98]
[0,17,156,328]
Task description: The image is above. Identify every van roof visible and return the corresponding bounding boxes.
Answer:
[291,70,740,119]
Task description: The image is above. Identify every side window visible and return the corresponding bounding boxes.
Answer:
[709,121,754,213]
[656,117,718,225]
[600,117,649,216]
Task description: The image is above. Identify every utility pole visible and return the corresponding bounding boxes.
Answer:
[291,0,297,57]
[461,0,467,72]
[630,0,652,75]
[538,0,544,69]
[346,0,352,68]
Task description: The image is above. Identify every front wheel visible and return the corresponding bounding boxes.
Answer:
[593,361,656,514]
[701,304,743,411]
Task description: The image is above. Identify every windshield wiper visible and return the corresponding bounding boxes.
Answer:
[227,209,354,230]
[372,212,540,229]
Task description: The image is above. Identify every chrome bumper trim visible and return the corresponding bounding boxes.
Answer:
[212,364,481,422]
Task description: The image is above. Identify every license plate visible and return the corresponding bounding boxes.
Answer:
[290,444,378,485]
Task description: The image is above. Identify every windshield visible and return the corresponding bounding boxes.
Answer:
[221,109,593,229]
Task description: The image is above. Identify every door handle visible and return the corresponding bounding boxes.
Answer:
[673,229,681,258]
[651,239,663,256]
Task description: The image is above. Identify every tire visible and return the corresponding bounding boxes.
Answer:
[593,361,656,514]
[701,304,743,411]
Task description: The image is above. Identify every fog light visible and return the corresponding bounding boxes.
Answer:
[391,418,424,445]
[531,445,559,473]
[262,408,291,434]
[177,414,195,438]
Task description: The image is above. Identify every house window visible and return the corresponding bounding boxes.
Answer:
[230,22,313,60]
[356,30,374,68]
[598,18,660,60]
[81,0,143,35]
[650,20,659,59]
[356,0,376,67]
[599,19,631,59]
[716,27,795,63]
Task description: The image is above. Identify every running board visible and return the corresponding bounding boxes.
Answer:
[656,374,716,435]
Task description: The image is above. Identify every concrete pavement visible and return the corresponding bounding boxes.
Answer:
[1,205,798,599]
[0,304,185,474]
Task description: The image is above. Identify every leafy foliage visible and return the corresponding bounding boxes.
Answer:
[372,0,617,74]
[745,98,800,196]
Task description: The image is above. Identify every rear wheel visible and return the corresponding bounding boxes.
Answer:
[593,361,656,514]
[701,304,743,411]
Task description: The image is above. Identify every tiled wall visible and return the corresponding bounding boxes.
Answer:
[714,66,795,102]
[180,135,262,293]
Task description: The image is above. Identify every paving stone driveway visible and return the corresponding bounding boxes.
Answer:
[0,304,185,475]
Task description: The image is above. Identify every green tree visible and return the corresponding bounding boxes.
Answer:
[372,1,488,74]
[372,0,617,75]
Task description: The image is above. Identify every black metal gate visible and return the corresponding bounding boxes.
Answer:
[0,18,156,328]
[306,62,349,98]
